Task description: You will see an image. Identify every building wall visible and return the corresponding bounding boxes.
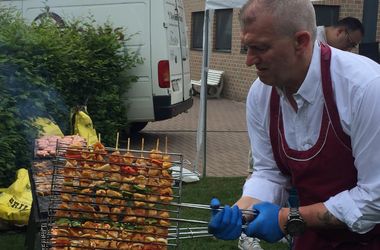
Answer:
[183,0,380,101]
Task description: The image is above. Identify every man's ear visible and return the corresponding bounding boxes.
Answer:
[294,31,311,53]
[336,26,346,36]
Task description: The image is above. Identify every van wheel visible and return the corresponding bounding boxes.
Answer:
[128,122,148,134]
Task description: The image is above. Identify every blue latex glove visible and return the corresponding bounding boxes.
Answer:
[210,197,221,216]
[208,198,242,240]
[245,202,284,243]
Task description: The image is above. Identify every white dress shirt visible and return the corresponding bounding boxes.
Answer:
[243,42,380,234]
[316,25,327,44]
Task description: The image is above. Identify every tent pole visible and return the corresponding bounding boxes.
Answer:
[201,9,210,178]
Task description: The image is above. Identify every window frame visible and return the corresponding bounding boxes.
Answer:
[314,5,340,27]
[214,8,233,52]
[191,11,204,50]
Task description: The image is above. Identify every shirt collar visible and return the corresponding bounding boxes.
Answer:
[275,42,322,104]
[294,41,322,104]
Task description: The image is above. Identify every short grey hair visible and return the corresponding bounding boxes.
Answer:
[240,0,317,42]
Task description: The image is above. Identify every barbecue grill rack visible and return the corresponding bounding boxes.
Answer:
[40,142,214,250]
[29,159,55,219]
[30,136,87,218]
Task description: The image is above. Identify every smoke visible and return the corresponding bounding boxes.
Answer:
[1,62,69,138]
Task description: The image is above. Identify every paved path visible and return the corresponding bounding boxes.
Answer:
[126,96,250,177]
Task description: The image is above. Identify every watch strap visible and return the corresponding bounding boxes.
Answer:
[285,207,306,236]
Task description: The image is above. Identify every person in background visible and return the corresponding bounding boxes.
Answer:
[317,17,364,51]
[208,0,380,249]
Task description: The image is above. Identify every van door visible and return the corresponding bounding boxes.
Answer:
[164,0,191,104]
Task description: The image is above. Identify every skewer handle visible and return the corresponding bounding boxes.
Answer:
[115,132,119,150]
[171,201,258,236]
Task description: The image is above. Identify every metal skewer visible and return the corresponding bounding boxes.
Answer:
[169,227,212,240]
[171,202,258,217]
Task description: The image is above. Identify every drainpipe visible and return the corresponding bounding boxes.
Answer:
[359,0,379,62]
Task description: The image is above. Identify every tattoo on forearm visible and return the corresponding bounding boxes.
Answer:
[317,211,345,228]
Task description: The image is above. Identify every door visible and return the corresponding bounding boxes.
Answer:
[164,0,191,104]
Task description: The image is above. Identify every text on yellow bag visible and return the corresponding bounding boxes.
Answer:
[0,168,32,226]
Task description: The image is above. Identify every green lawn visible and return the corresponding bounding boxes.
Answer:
[0,177,289,250]
[0,231,25,250]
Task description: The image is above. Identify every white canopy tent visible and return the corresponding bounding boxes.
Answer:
[196,0,318,177]
[195,0,247,178]
[205,0,248,9]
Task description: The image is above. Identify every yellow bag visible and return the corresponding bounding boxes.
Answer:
[32,117,64,137]
[73,109,98,146]
[0,168,32,226]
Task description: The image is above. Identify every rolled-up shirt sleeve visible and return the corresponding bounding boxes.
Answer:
[324,191,371,233]
[324,78,380,233]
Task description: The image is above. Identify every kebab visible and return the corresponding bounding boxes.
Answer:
[48,139,185,249]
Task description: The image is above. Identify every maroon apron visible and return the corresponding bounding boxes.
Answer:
[269,44,380,249]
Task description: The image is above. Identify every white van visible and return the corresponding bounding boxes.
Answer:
[1,0,193,132]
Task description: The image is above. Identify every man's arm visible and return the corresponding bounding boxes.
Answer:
[236,196,346,232]
[278,203,346,233]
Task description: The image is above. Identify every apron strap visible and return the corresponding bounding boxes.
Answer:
[320,44,352,150]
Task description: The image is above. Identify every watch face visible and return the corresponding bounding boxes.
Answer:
[287,219,306,236]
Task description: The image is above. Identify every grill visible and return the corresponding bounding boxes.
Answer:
[30,138,257,250]
[28,136,87,223]
[32,140,213,250]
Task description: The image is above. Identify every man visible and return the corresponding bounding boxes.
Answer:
[208,0,380,249]
[317,17,364,51]
[239,15,365,250]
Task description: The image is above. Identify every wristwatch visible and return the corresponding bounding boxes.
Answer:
[285,207,306,236]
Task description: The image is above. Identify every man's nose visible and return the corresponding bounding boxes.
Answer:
[246,50,259,66]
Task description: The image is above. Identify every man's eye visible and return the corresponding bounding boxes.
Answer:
[255,46,268,51]
[248,46,268,52]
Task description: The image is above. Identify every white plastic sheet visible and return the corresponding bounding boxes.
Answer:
[206,0,318,9]
[205,0,247,10]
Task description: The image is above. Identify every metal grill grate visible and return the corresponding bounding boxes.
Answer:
[41,142,191,249]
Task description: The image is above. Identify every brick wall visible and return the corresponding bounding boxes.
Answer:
[183,0,379,101]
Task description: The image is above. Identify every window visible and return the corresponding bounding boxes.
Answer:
[215,9,232,52]
[314,5,340,26]
[191,11,204,50]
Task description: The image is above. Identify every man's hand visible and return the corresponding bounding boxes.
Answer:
[208,198,242,240]
[245,202,284,243]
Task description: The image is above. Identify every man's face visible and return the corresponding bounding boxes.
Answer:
[335,28,363,51]
[241,14,297,88]
[343,29,362,51]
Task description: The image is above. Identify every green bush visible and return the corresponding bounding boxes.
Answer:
[0,8,142,186]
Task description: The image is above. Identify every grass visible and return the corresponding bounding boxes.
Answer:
[0,230,26,250]
[0,177,289,250]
